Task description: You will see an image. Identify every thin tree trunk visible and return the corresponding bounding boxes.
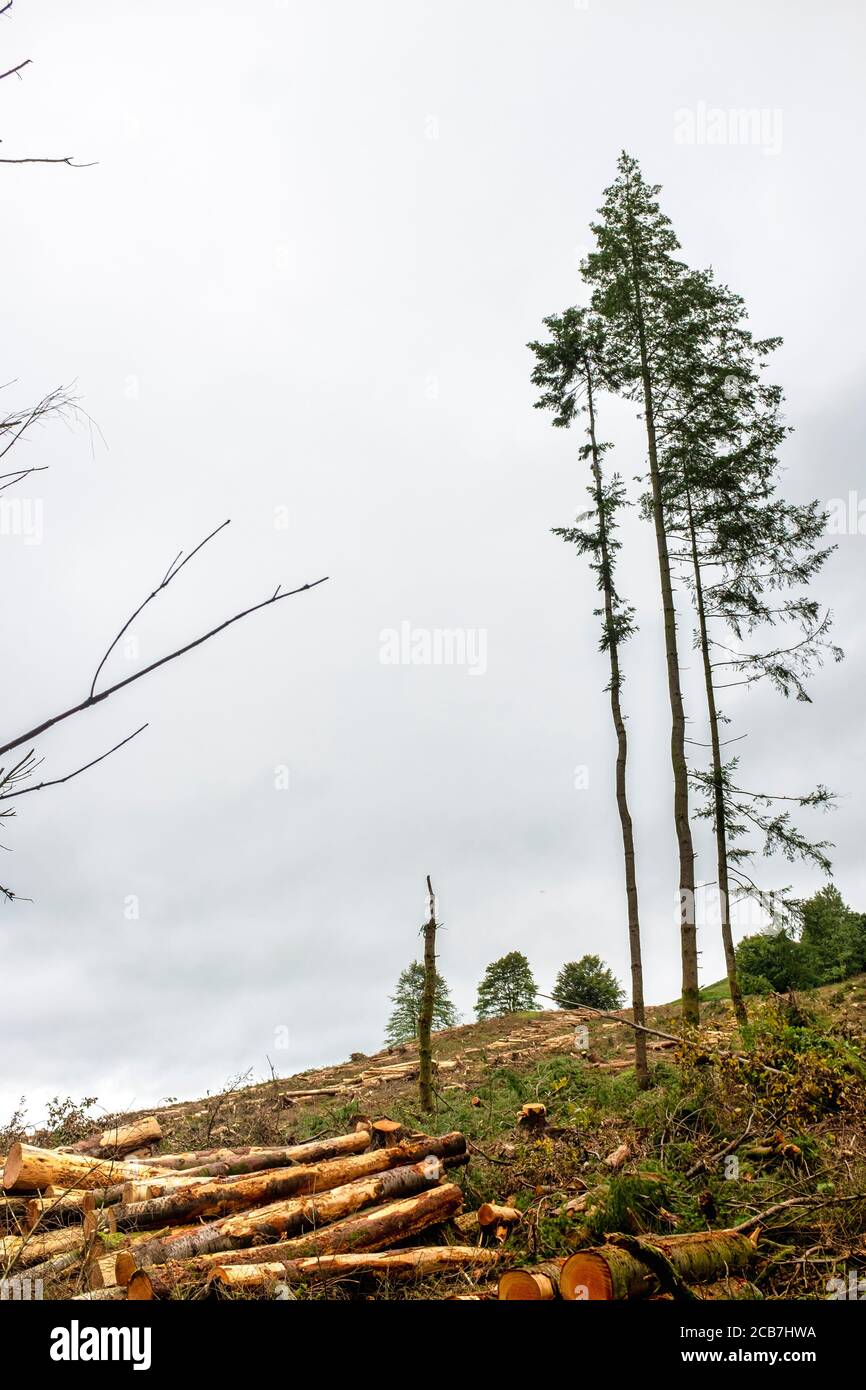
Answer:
[623,196,699,1023]
[417,875,437,1114]
[585,364,649,1086]
[683,486,748,1026]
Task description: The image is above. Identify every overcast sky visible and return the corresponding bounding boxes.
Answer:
[2,0,864,1126]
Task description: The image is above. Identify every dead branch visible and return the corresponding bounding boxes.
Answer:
[0,562,329,760]
[0,725,148,801]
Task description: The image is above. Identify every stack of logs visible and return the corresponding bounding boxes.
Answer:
[0,1117,501,1300]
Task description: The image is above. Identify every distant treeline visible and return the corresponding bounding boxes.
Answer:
[736,885,866,994]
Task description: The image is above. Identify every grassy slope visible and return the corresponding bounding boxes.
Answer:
[9,976,866,1299]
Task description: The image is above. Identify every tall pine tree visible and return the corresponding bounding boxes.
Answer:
[529,306,648,1085]
[582,153,701,1021]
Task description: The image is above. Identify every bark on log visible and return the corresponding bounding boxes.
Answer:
[118,1157,450,1265]
[560,1229,758,1300]
[72,1287,128,1300]
[2,1143,163,1194]
[112,1133,466,1234]
[118,1182,464,1284]
[127,1267,179,1300]
[0,1196,27,1232]
[0,1224,103,1269]
[499,1259,567,1300]
[58,1117,162,1159]
[477,1203,521,1228]
[141,1129,371,1175]
[209,1245,503,1291]
[25,1188,96,1230]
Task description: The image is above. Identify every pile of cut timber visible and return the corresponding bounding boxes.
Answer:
[1,1121,500,1300]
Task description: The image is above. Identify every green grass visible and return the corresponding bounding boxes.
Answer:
[699,978,731,1001]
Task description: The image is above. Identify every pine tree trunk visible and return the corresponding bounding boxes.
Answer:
[684,487,748,1027]
[623,210,699,1023]
[585,367,649,1085]
[418,875,437,1114]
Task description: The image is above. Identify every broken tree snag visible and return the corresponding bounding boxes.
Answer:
[111,1132,466,1233]
[58,1117,163,1159]
[418,874,438,1114]
[559,1229,758,1301]
[498,1260,566,1300]
[1,1143,163,1193]
[209,1244,502,1291]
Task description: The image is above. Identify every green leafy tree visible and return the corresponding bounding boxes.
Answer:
[735,928,809,994]
[553,956,625,1011]
[800,885,866,985]
[475,952,538,1020]
[384,961,458,1046]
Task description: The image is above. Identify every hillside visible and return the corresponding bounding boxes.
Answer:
[4,974,865,1300]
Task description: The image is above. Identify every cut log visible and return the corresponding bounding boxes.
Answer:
[499,1259,566,1300]
[604,1142,631,1170]
[19,1249,92,1284]
[88,1252,121,1291]
[58,1117,162,1159]
[112,1132,466,1235]
[0,1196,27,1232]
[560,1229,758,1300]
[117,1156,451,1266]
[209,1245,503,1291]
[127,1267,179,1300]
[72,1287,128,1300]
[25,1189,96,1230]
[477,1203,521,1229]
[144,1129,372,1179]
[0,1224,102,1269]
[119,1183,464,1284]
[2,1143,163,1194]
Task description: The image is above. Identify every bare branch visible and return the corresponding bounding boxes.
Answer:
[0,725,148,801]
[0,58,29,81]
[0,155,96,167]
[89,519,231,698]
[0,464,48,492]
[0,573,329,759]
